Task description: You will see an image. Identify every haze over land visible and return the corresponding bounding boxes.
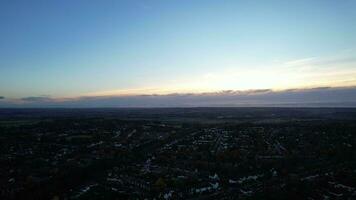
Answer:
[1,87,356,108]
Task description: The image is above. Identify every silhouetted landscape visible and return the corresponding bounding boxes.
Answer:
[1,108,355,199]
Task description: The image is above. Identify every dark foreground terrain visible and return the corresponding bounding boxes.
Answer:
[0,108,355,199]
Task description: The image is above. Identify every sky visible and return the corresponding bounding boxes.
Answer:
[0,0,356,107]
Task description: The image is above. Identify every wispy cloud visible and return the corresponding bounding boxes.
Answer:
[285,57,316,66]
[285,51,356,67]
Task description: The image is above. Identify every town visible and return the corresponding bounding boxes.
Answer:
[0,108,355,199]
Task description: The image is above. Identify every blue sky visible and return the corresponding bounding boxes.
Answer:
[0,0,356,106]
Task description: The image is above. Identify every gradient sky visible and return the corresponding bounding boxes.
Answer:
[1,0,356,101]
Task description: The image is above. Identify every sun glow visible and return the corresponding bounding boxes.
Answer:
[79,52,356,98]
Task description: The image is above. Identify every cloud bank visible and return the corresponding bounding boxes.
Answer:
[1,87,356,108]
[21,96,52,102]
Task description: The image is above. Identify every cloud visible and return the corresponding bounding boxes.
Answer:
[2,87,356,108]
[310,87,331,90]
[285,57,316,66]
[20,96,52,102]
[285,52,356,68]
